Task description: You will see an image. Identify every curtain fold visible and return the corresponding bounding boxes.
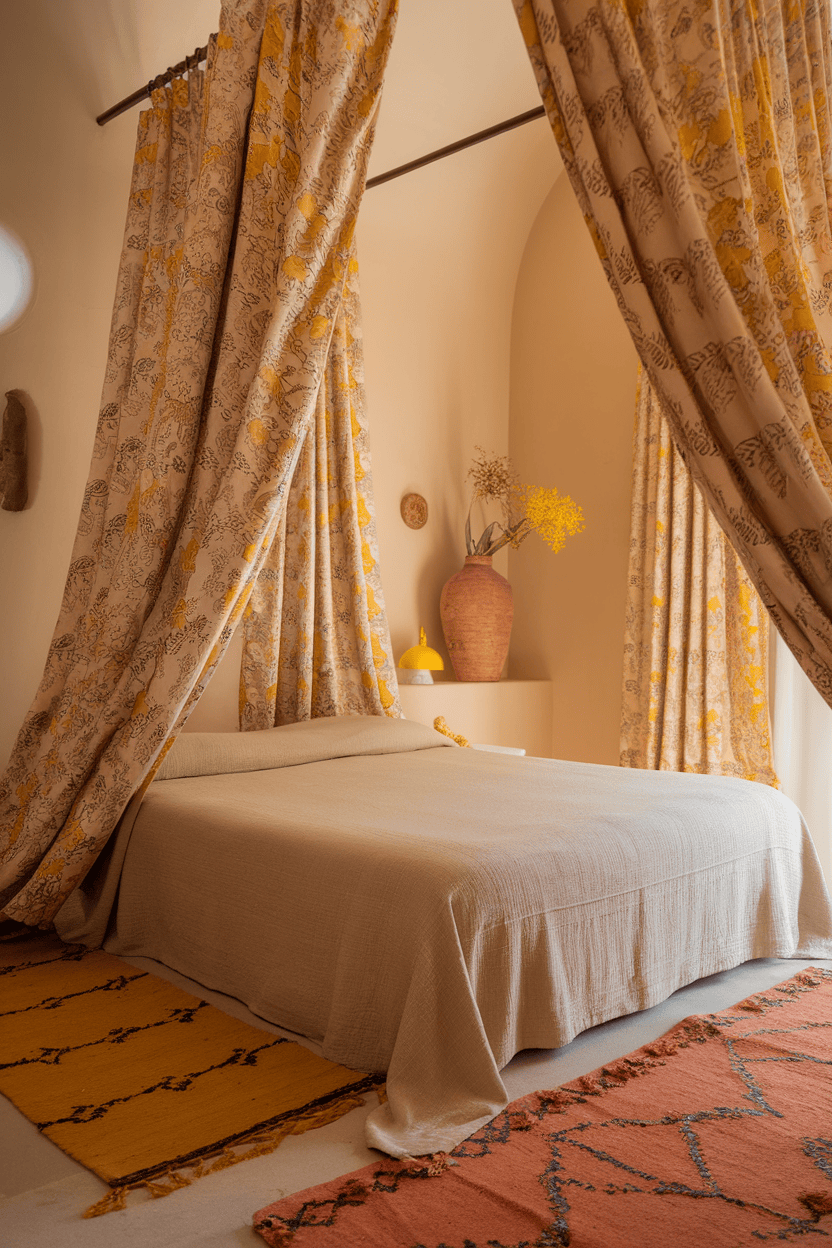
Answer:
[239,253,399,725]
[0,0,398,928]
[512,0,832,706]
[621,370,777,784]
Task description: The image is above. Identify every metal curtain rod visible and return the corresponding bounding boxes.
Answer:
[365,106,545,189]
[96,43,547,188]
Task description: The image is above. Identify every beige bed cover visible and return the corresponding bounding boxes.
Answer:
[56,716,832,1158]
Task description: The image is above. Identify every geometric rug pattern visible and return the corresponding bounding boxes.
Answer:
[0,931,381,1216]
[254,967,832,1246]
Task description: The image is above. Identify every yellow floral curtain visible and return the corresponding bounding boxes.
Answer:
[621,371,778,784]
[513,0,832,707]
[240,256,399,725]
[0,0,398,929]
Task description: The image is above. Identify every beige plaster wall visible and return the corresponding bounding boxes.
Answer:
[0,9,143,767]
[0,0,561,754]
[508,176,638,765]
[357,124,561,677]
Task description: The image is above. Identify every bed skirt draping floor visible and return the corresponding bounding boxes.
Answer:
[253,966,832,1247]
[0,931,382,1216]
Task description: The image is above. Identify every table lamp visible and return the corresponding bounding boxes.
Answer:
[398,627,444,685]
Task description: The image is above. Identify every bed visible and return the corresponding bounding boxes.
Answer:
[54,715,832,1158]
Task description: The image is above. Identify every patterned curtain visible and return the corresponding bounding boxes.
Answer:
[513,0,832,706]
[621,370,778,785]
[0,0,397,929]
[239,256,399,725]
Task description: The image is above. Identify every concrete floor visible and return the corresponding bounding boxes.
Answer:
[2,952,830,1248]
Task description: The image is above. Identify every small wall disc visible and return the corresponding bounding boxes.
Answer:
[400,492,428,529]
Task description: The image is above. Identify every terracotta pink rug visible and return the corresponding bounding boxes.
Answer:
[253,968,832,1247]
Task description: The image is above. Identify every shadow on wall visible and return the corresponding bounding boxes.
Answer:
[19,392,42,511]
[24,394,42,508]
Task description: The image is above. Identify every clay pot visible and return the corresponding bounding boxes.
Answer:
[439,555,513,682]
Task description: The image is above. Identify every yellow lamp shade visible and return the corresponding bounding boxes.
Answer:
[398,627,444,670]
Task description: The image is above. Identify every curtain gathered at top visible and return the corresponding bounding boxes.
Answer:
[621,370,778,785]
[0,0,398,929]
[513,0,832,707]
[240,254,398,726]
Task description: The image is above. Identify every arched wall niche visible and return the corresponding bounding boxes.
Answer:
[508,175,639,765]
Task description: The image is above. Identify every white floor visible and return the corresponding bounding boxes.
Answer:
[2,952,830,1248]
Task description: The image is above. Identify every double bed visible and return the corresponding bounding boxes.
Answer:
[54,715,832,1158]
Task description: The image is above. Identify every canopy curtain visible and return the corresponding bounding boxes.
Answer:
[512,0,832,706]
[621,368,778,784]
[240,254,398,726]
[0,0,397,929]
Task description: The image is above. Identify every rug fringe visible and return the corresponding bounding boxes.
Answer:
[82,1090,371,1217]
[401,1152,454,1177]
[570,1048,676,1098]
[800,1191,832,1219]
[530,973,832,1114]
[736,967,830,1013]
[262,1229,297,1247]
[83,1186,129,1217]
[145,1169,193,1198]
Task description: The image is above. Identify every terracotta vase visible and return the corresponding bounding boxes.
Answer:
[439,555,513,682]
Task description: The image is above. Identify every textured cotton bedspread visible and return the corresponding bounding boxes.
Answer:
[55,717,832,1158]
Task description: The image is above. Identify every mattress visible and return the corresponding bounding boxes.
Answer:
[55,715,832,1158]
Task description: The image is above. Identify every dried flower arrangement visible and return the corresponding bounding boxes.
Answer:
[465,447,585,557]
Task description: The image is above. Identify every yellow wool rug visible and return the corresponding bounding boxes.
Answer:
[0,931,381,1216]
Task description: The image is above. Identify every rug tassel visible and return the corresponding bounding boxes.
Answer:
[82,1186,129,1218]
[800,1191,832,1219]
[259,1227,297,1247]
[795,970,824,987]
[196,1095,372,1180]
[571,1044,688,1097]
[145,1169,194,1199]
[291,1094,369,1134]
[82,1089,371,1217]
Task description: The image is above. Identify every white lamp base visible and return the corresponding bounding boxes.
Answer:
[398,668,435,685]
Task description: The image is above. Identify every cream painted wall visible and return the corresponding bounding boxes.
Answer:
[357,125,561,676]
[0,0,561,754]
[508,176,638,765]
[354,0,560,674]
[0,8,143,767]
[0,0,220,763]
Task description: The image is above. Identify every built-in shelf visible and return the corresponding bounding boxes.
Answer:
[397,679,553,758]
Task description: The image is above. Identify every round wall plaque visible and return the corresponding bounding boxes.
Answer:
[400,492,428,529]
